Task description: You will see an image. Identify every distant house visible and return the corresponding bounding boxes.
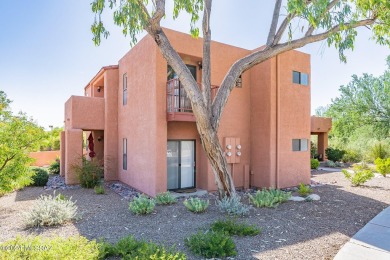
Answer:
[60,28,331,196]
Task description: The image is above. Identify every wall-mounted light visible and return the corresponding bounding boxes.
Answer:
[236,144,241,150]
[198,61,202,70]
[97,136,103,142]
[97,86,102,92]
[226,144,232,150]
[226,151,232,157]
[236,151,242,156]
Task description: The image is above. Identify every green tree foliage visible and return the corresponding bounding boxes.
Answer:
[39,127,63,151]
[0,91,45,194]
[90,0,390,197]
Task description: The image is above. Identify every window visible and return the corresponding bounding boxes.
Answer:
[292,139,308,152]
[292,71,308,86]
[123,138,127,170]
[123,73,127,105]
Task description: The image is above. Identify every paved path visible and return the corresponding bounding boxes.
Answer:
[334,206,390,260]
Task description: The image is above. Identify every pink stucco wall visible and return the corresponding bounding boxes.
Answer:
[29,151,60,167]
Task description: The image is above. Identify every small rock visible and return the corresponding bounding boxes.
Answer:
[289,196,306,202]
[307,194,320,201]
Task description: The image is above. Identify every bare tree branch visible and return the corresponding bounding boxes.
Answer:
[267,0,283,46]
[305,0,340,37]
[212,18,376,130]
[202,0,212,109]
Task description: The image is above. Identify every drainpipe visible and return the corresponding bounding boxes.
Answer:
[275,55,280,189]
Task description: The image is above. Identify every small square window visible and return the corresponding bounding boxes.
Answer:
[292,139,308,152]
[292,71,309,86]
[293,71,300,84]
[301,73,308,86]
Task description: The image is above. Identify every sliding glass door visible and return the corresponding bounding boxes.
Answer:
[167,140,195,190]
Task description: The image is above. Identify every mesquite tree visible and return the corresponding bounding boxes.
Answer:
[91,0,390,198]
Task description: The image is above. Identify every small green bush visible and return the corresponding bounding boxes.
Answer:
[23,193,77,227]
[374,158,390,177]
[155,191,177,205]
[298,183,313,197]
[94,184,105,194]
[72,157,103,188]
[248,188,291,208]
[311,158,320,169]
[325,147,345,162]
[325,160,336,167]
[211,219,261,236]
[185,231,236,258]
[215,194,251,216]
[342,168,375,186]
[31,167,49,186]
[183,197,209,213]
[48,158,60,174]
[99,235,186,260]
[0,236,99,259]
[129,194,155,215]
[342,150,362,163]
[370,143,388,161]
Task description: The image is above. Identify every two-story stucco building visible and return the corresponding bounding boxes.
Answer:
[60,28,331,196]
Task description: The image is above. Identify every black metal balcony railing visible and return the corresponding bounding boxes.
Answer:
[166,78,219,115]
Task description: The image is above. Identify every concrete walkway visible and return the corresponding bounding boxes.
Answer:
[334,207,390,260]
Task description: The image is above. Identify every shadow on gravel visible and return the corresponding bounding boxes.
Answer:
[9,178,389,260]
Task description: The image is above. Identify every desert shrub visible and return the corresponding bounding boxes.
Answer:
[311,159,320,169]
[215,194,251,216]
[155,191,177,205]
[374,158,390,177]
[94,184,105,194]
[72,157,103,188]
[0,236,99,259]
[23,193,77,227]
[31,167,49,186]
[335,161,344,167]
[342,150,362,163]
[99,235,186,260]
[370,142,388,160]
[342,168,374,186]
[298,183,313,197]
[48,158,60,174]
[325,147,345,162]
[183,197,209,213]
[210,219,261,236]
[325,160,336,167]
[129,194,155,215]
[185,231,236,258]
[248,188,291,208]
[310,141,318,159]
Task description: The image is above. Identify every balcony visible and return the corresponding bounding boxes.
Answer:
[166,78,219,122]
[65,96,105,130]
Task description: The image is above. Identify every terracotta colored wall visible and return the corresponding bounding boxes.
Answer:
[277,51,311,187]
[163,29,252,191]
[117,35,163,196]
[64,96,105,131]
[104,69,119,180]
[64,129,83,185]
[30,151,60,167]
[311,116,332,133]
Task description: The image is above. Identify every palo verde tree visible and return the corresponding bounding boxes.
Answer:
[0,91,44,194]
[91,0,390,198]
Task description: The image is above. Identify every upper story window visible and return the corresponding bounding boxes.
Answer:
[293,71,308,86]
[292,139,308,152]
[123,73,127,105]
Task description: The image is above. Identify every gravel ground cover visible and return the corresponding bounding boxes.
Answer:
[1,169,389,259]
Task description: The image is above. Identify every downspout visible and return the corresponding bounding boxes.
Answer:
[275,55,280,188]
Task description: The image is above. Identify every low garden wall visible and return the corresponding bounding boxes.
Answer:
[29,151,60,167]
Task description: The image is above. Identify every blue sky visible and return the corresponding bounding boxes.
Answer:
[0,1,389,129]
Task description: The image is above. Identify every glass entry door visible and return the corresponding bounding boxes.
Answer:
[167,140,195,190]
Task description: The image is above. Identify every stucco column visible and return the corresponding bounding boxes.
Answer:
[65,129,83,184]
[60,131,66,176]
[317,133,328,161]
